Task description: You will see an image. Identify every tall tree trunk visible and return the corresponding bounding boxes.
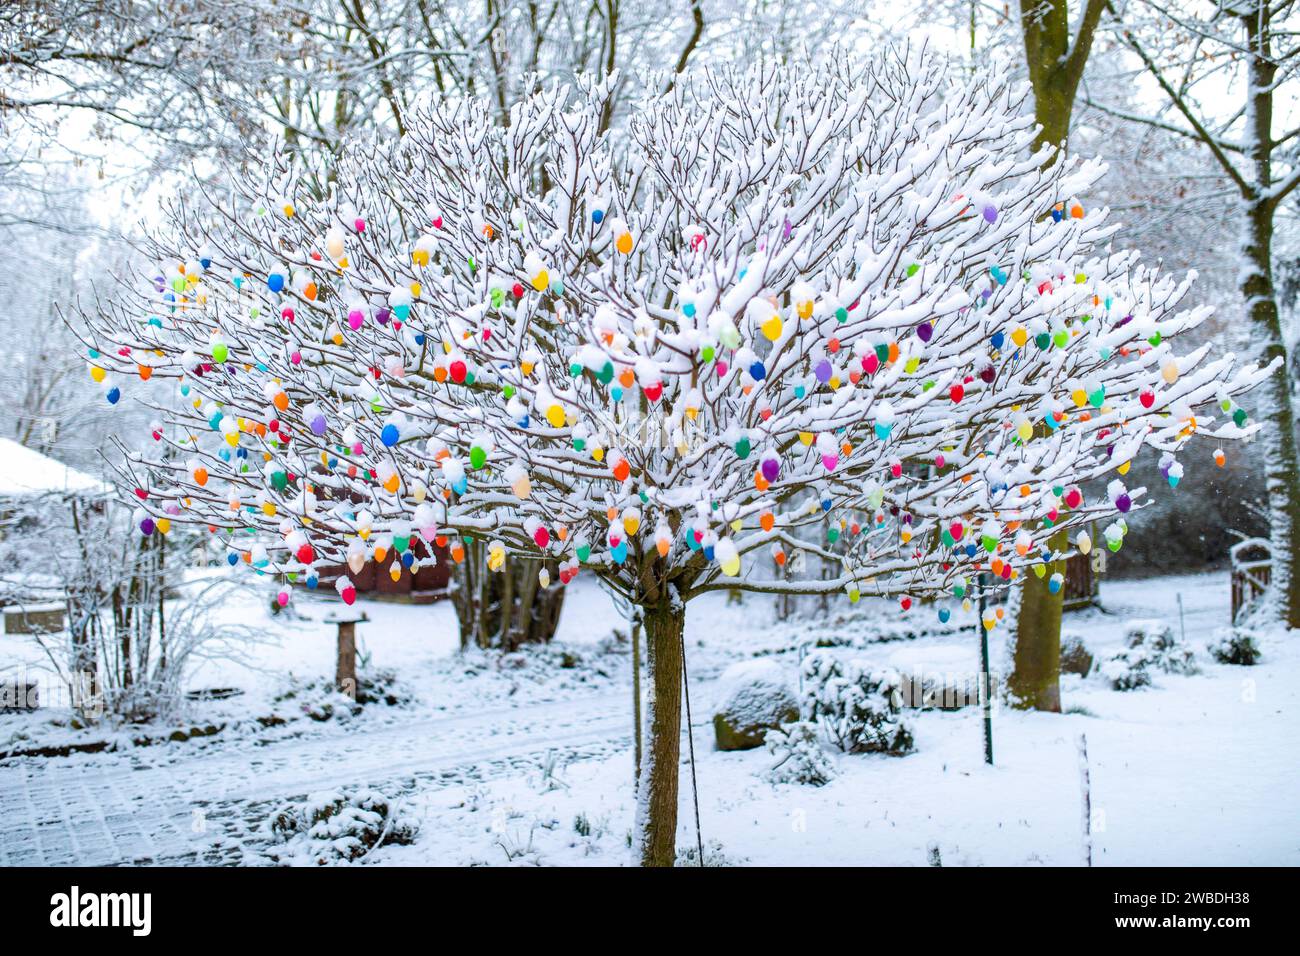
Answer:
[1013,0,1106,709]
[1241,12,1300,625]
[630,605,643,790]
[634,595,684,867]
[1009,527,1066,711]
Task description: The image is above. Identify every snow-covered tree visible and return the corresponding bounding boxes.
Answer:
[77,47,1273,865]
[1100,0,1300,627]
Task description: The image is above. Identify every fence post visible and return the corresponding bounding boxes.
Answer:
[325,611,368,698]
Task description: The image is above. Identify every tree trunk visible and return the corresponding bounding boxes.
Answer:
[1244,204,1300,625]
[1241,11,1300,627]
[630,606,643,790]
[1009,526,1066,711]
[634,596,685,867]
[451,544,566,650]
[1019,0,1104,160]
[1012,0,1107,709]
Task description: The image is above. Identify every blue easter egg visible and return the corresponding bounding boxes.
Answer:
[267,273,285,293]
[106,387,121,405]
[381,423,400,447]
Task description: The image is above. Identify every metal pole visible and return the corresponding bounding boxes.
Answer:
[977,572,993,765]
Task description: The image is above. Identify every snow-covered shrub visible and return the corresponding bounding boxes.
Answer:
[273,679,362,722]
[765,720,836,786]
[675,839,744,867]
[1059,633,1095,676]
[1208,627,1262,666]
[266,788,418,865]
[712,659,798,751]
[273,666,413,721]
[801,652,914,755]
[1124,618,1198,675]
[1100,649,1153,691]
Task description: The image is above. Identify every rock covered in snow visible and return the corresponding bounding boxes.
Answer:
[1059,632,1095,676]
[712,659,798,751]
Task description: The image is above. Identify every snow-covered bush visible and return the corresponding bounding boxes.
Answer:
[766,720,836,786]
[266,788,418,865]
[802,652,914,755]
[1100,649,1153,691]
[1208,627,1262,666]
[1060,633,1095,676]
[675,839,744,867]
[273,665,414,721]
[1124,618,1198,675]
[712,659,798,751]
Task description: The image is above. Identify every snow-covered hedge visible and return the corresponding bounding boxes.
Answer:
[265,788,419,865]
[1099,649,1153,691]
[1124,619,1198,675]
[1102,618,1199,689]
[766,720,836,786]
[1208,627,1262,666]
[801,652,914,755]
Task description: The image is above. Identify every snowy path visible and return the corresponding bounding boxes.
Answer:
[0,691,632,866]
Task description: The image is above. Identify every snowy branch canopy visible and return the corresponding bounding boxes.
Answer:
[78,47,1274,614]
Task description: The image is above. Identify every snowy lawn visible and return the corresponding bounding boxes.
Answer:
[1,570,1295,866]
[365,572,1299,866]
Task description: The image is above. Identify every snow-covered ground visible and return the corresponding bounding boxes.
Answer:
[1,571,1295,866]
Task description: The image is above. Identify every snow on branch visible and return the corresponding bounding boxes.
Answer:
[75,47,1276,613]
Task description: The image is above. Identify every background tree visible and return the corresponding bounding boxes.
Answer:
[1098,0,1300,625]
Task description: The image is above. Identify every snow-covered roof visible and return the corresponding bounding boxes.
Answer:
[0,438,109,498]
